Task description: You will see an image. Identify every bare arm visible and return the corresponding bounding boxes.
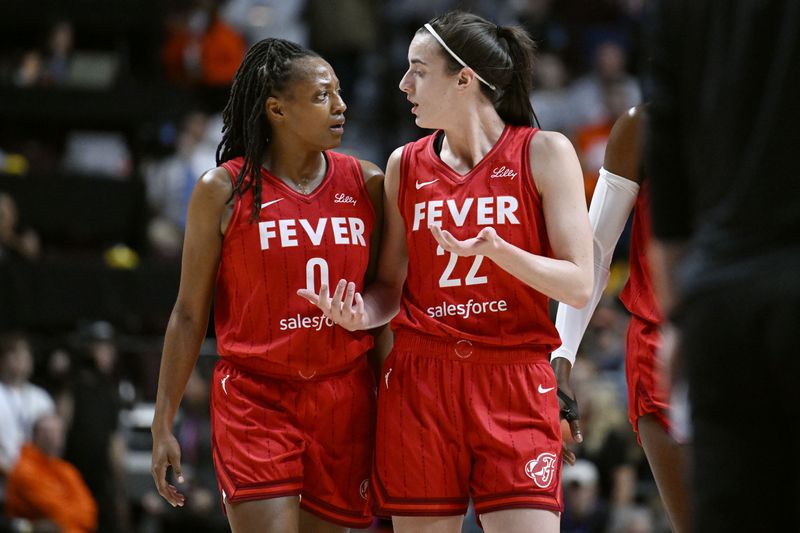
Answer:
[150,167,231,507]
[299,147,409,330]
[430,131,593,308]
[359,159,390,375]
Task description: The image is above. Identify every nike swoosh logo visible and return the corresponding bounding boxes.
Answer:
[221,374,230,395]
[538,385,554,394]
[261,198,284,208]
[415,179,438,190]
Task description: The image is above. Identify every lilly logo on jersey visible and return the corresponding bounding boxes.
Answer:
[334,193,357,206]
[525,452,558,489]
[490,166,517,180]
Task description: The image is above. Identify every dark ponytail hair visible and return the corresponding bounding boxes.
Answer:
[419,11,538,127]
[216,38,319,221]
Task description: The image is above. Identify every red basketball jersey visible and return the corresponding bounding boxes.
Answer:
[391,126,561,351]
[214,153,375,377]
[620,180,663,324]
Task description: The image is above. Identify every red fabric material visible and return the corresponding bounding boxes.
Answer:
[372,331,563,517]
[214,153,375,378]
[210,358,375,528]
[391,126,561,352]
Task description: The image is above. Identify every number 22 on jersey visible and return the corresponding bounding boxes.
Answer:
[436,245,488,287]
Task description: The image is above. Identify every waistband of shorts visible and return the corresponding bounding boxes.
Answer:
[393,330,550,364]
[219,353,366,382]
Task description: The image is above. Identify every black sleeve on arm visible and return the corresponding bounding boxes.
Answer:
[644,0,694,242]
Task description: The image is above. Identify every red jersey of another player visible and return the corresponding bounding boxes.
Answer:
[619,179,663,324]
[391,125,561,351]
[214,153,375,378]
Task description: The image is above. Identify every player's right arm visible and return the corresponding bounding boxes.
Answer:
[151,167,232,507]
[298,147,408,330]
[552,106,644,367]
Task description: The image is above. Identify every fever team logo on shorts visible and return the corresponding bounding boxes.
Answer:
[525,452,558,489]
[359,479,369,501]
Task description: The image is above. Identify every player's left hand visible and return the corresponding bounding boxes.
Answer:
[552,358,582,465]
[429,224,500,258]
[297,279,368,331]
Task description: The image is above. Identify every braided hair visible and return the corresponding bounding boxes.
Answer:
[216,38,319,222]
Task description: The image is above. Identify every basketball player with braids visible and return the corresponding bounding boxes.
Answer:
[300,12,592,533]
[150,38,384,532]
[553,105,692,532]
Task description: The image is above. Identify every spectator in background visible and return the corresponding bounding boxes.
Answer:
[40,20,74,86]
[574,378,639,512]
[530,52,571,133]
[566,40,641,134]
[162,3,246,86]
[64,322,129,533]
[13,50,43,88]
[144,111,218,257]
[306,0,377,102]
[221,0,308,47]
[0,333,54,475]
[5,414,97,533]
[0,193,40,263]
[574,79,637,202]
[561,459,609,533]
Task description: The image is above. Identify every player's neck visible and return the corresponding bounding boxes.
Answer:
[440,104,505,169]
[262,140,326,185]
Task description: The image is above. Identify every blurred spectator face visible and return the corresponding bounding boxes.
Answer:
[563,459,600,517]
[47,348,72,380]
[33,414,66,457]
[605,81,635,120]
[16,50,42,87]
[595,41,627,81]
[0,336,34,384]
[0,193,18,241]
[90,341,116,375]
[49,21,74,56]
[534,53,567,90]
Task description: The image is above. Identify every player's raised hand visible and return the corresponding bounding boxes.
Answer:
[297,279,368,331]
[429,224,500,258]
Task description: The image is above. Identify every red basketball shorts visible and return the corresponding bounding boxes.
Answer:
[210,356,376,528]
[626,315,670,437]
[372,331,563,518]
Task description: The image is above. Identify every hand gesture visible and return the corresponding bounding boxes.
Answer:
[429,224,499,258]
[297,279,368,331]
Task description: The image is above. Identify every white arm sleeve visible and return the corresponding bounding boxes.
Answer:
[552,168,641,365]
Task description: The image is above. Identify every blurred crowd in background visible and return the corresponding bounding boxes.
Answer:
[0,1,657,531]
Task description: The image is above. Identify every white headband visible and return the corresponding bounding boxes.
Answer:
[423,23,497,92]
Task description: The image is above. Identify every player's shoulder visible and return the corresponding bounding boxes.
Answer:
[357,159,385,185]
[529,129,578,167]
[609,105,647,144]
[196,166,235,203]
[530,129,573,153]
[604,105,647,180]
